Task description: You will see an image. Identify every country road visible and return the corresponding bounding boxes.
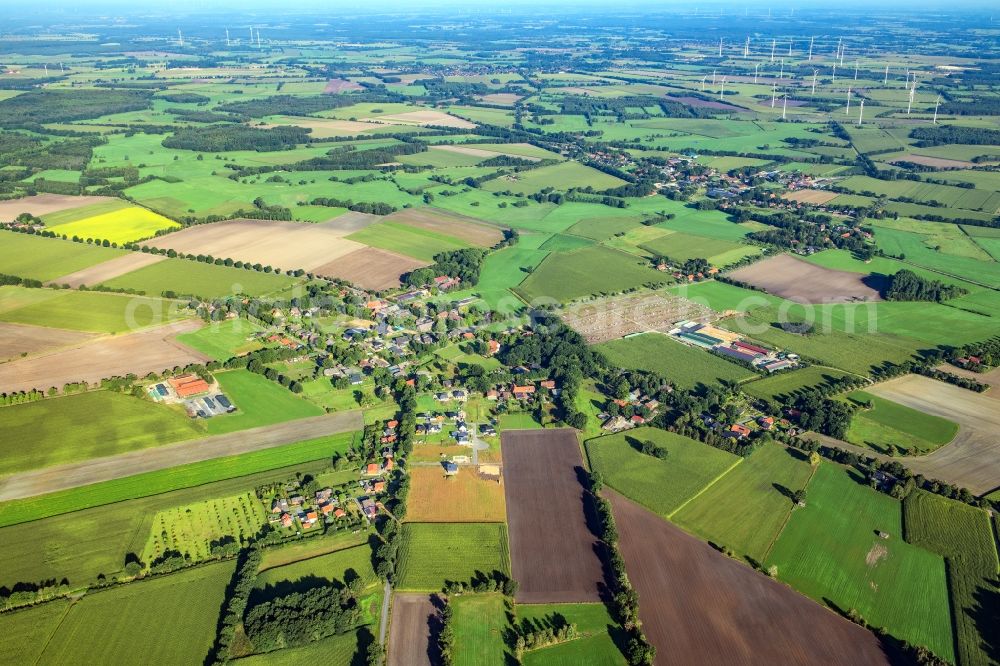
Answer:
[0,410,363,501]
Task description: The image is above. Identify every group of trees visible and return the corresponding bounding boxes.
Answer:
[884,269,968,302]
[910,125,1000,147]
[244,580,365,652]
[163,125,311,152]
[309,196,397,215]
[403,247,489,288]
[0,88,151,129]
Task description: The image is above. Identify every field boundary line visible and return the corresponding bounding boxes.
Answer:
[32,597,75,666]
[760,462,820,563]
[667,457,743,520]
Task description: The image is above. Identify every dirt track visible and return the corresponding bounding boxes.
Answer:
[833,374,1000,495]
[0,322,96,362]
[0,409,362,500]
[0,319,208,394]
[387,593,438,666]
[727,253,883,303]
[501,428,604,603]
[607,490,890,665]
[49,252,167,288]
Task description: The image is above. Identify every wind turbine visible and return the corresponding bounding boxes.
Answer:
[857,98,865,126]
[257,29,261,48]
[933,95,941,124]
[846,86,852,114]
[811,70,818,94]
[782,94,788,120]
[701,76,707,91]
[754,62,760,83]
[770,39,776,63]
[779,59,784,79]
[744,36,750,59]
[835,37,842,58]
[807,36,814,61]
[907,87,915,114]
[719,38,724,58]
[788,41,792,57]
[178,29,184,47]
[226,28,230,47]
[884,64,889,85]
[711,68,717,84]
[719,77,726,100]
[43,64,48,76]
[771,82,777,107]
[832,63,837,83]
[854,60,859,81]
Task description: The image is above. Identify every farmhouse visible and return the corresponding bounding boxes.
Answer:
[169,374,211,398]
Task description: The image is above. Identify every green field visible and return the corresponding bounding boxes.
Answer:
[255,544,378,592]
[517,603,626,666]
[0,285,188,332]
[482,161,625,195]
[396,522,510,591]
[672,443,816,562]
[842,391,959,455]
[101,257,298,298]
[142,491,266,565]
[875,226,1000,287]
[0,600,71,664]
[0,231,125,281]
[741,366,855,402]
[347,220,469,262]
[902,490,999,666]
[640,231,760,266]
[175,320,265,361]
[232,630,368,666]
[515,246,669,303]
[0,560,233,665]
[585,427,742,517]
[46,205,180,244]
[596,333,756,390]
[451,593,509,666]
[766,464,954,660]
[0,431,358,529]
[205,369,325,435]
[0,391,202,476]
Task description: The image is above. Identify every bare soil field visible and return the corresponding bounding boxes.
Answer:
[49,252,167,288]
[936,364,1000,397]
[501,428,604,603]
[385,208,505,246]
[868,374,1000,495]
[727,253,884,303]
[387,593,439,666]
[783,189,840,204]
[145,219,366,272]
[264,116,377,138]
[561,292,713,344]
[364,110,476,129]
[318,211,382,233]
[312,247,428,290]
[0,194,115,220]
[429,144,541,162]
[324,77,364,93]
[0,322,96,362]
[607,490,890,665]
[0,409,362,499]
[890,155,973,169]
[0,319,208,394]
[406,465,506,523]
[476,93,522,106]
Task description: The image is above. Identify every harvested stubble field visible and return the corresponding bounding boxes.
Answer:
[501,428,604,603]
[607,490,890,665]
[364,109,476,128]
[313,246,427,290]
[0,193,117,219]
[889,154,974,169]
[868,374,1000,495]
[727,253,884,303]
[49,251,167,288]
[406,465,506,523]
[560,292,712,344]
[145,218,366,270]
[387,593,438,666]
[782,189,840,204]
[0,321,96,362]
[0,318,208,394]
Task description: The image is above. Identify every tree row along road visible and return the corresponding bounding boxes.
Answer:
[0,410,364,501]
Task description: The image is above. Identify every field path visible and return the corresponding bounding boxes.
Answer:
[0,410,362,500]
[806,374,1000,496]
[47,252,167,288]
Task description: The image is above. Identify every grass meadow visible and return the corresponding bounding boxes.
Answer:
[741,366,855,402]
[516,603,627,666]
[585,428,742,518]
[396,522,510,591]
[0,286,188,332]
[205,369,324,435]
[515,245,670,303]
[766,464,954,660]
[451,593,509,666]
[0,231,124,281]
[842,391,959,454]
[672,443,816,563]
[596,333,756,390]
[175,319,265,361]
[0,390,202,476]
[101,257,299,299]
